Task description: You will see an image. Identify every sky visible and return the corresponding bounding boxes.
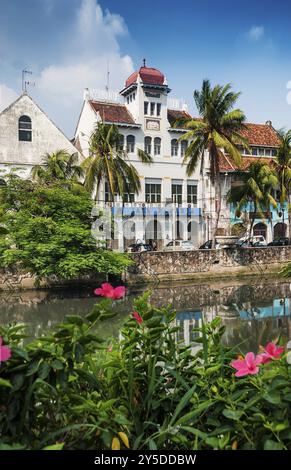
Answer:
[1,0,291,137]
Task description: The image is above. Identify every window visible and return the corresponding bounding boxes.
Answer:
[144,102,149,115]
[252,147,258,156]
[171,139,178,156]
[123,183,135,203]
[154,137,161,155]
[157,103,161,116]
[127,97,129,104]
[172,183,182,204]
[271,149,277,156]
[145,181,161,203]
[181,140,188,157]
[126,135,135,153]
[145,136,152,154]
[18,115,32,142]
[259,148,265,156]
[105,182,116,203]
[187,183,197,205]
[117,134,124,151]
[265,148,271,157]
[150,102,155,116]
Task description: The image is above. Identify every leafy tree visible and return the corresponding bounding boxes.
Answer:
[177,80,247,232]
[227,161,278,235]
[82,122,152,201]
[31,150,83,183]
[0,175,130,279]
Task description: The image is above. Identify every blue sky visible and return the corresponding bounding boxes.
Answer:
[1,0,291,136]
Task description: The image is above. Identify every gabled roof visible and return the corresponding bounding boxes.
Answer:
[0,92,78,151]
[89,101,137,125]
[240,123,280,147]
[167,109,192,127]
[219,153,275,172]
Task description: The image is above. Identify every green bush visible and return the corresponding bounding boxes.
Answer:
[0,293,291,450]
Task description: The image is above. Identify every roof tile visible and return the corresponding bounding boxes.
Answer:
[90,101,136,125]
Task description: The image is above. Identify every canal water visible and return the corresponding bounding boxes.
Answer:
[0,278,290,353]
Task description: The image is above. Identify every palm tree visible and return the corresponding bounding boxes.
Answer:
[32,150,83,183]
[227,161,278,236]
[273,130,291,238]
[82,122,152,202]
[176,79,248,233]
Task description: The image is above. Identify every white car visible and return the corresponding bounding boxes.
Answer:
[237,235,267,247]
[163,240,195,251]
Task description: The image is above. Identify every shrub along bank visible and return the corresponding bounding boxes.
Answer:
[0,289,291,450]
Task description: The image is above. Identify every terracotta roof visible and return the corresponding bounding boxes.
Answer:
[219,153,275,172]
[240,123,280,147]
[89,101,136,125]
[167,109,192,127]
[125,66,165,88]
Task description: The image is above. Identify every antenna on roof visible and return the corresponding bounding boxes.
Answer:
[22,69,35,93]
[105,61,110,93]
[143,58,146,67]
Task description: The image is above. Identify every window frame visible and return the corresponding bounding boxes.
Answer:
[18,115,32,142]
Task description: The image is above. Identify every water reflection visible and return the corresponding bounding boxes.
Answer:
[0,279,290,352]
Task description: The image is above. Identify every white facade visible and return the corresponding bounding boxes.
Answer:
[75,68,215,249]
[0,92,78,179]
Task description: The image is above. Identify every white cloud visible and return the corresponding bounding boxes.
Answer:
[0,84,18,112]
[247,26,265,41]
[286,80,291,105]
[34,0,134,135]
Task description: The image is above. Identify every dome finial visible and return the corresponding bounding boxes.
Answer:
[143,58,146,67]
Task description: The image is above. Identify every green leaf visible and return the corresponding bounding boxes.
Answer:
[264,392,281,405]
[264,439,284,450]
[0,378,12,388]
[222,409,243,421]
[51,359,64,370]
[43,443,64,450]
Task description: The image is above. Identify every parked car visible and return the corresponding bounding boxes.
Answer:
[237,235,267,247]
[199,240,220,250]
[126,243,153,253]
[268,238,291,246]
[163,240,195,251]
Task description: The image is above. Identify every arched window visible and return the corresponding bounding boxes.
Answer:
[181,140,188,157]
[171,139,178,156]
[145,136,152,154]
[18,115,32,142]
[154,137,161,155]
[117,134,124,151]
[126,135,135,153]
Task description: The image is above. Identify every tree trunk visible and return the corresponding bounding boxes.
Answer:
[214,174,222,235]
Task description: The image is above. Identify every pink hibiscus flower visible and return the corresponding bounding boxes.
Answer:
[132,311,143,324]
[259,342,284,364]
[231,352,262,377]
[94,283,126,300]
[0,337,12,363]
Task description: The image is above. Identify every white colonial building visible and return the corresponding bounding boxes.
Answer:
[75,64,214,250]
[75,63,284,249]
[0,92,78,181]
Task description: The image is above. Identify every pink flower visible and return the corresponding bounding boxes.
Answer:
[94,283,126,300]
[259,342,284,364]
[231,352,262,377]
[0,337,11,363]
[132,311,143,324]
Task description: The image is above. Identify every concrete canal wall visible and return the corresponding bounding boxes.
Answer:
[0,270,103,291]
[126,246,291,284]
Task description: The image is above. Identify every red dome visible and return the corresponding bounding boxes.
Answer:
[125,66,165,88]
